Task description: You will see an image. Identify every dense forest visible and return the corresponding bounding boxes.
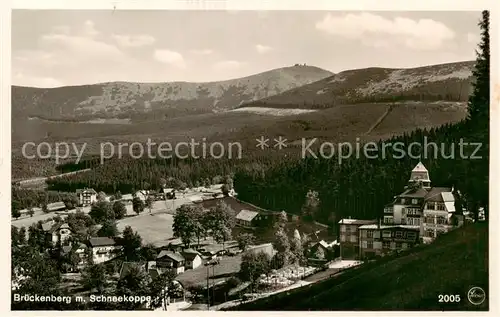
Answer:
[14,13,489,227]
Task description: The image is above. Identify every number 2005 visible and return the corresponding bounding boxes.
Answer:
[438,294,461,302]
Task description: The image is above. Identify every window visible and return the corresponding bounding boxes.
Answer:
[361,241,367,249]
[350,235,357,243]
[411,199,418,205]
[395,231,403,239]
[382,241,390,249]
[425,216,435,224]
[367,241,374,249]
[361,230,367,238]
[401,198,406,204]
[427,202,435,210]
[367,230,374,238]
[373,241,382,249]
[340,225,346,233]
[384,217,393,224]
[406,232,417,240]
[341,235,347,242]
[407,208,420,215]
[395,242,403,249]
[382,231,392,238]
[436,216,447,225]
[437,203,446,211]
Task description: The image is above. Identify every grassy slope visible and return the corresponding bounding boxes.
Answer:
[232,223,488,311]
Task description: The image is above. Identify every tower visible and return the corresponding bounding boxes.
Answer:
[408,162,431,189]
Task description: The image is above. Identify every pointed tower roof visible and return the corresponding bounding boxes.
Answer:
[412,162,428,172]
[409,161,431,188]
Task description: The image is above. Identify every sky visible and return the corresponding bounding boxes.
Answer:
[11,10,482,87]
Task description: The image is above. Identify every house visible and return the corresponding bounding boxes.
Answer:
[338,218,377,260]
[358,224,420,259]
[59,243,88,271]
[235,210,260,227]
[156,251,185,275]
[421,187,459,243]
[88,237,120,264]
[74,243,88,269]
[180,249,203,270]
[245,243,276,258]
[134,190,153,201]
[309,240,339,260]
[42,221,72,245]
[338,162,464,260]
[386,162,462,243]
[76,188,97,207]
[47,201,67,212]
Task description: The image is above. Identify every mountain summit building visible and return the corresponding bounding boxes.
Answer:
[339,162,463,260]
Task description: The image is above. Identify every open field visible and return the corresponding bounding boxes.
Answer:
[232,223,488,311]
[116,212,175,246]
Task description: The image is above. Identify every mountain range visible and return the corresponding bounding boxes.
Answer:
[12,61,474,122]
[12,65,332,121]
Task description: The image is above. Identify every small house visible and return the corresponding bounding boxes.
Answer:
[181,249,203,270]
[42,221,72,245]
[235,210,260,227]
[156,251,185,275]
[89,237,120,264]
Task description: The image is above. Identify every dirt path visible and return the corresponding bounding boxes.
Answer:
[365,105,394,135]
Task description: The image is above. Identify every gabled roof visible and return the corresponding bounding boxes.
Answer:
[157,251,185,263]
[76,188,97,194]
[41,221,55,232]
[424,187,453,202]
[317,240,338,249]
[120,262,146,279]
[245,243,275,258]
[399,187,428,198]
[236,210,259,222]
[89,237,116,247]
[148,268,161,280]
[42,221,70,234]
[47,202,66,211]
[181,250,201,261]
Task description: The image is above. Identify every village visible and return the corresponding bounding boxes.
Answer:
[11,162,472,310]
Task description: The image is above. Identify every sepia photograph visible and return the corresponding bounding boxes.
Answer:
[9,6,490,311]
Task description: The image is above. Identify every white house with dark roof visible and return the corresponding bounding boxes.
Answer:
[180,249,202,270]
[88,237,120,264]
[76,188,97,206]
[339,162,463,259]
